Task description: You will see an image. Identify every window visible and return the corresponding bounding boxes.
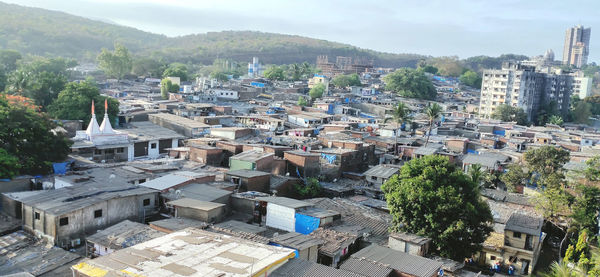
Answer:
[490,256,496,260]
[150,143,157,149]
[371,176,377,181]
[94,209,102,218]
[34,212,40,220]
[513,232,522,238]
[143,198,150,206]
[59,217,69,226]
[94,149,102,155]
[116,148,124,153]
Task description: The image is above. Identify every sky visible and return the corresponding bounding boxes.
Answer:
[4,0,600,62]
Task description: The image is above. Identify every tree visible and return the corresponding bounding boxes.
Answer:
[264,66,286,81]
[549,115,564,126]
[297,96,308,106]
[300,62,314,78]
[542,262,577,277]
[424,103,442,146]
[309,83,326,99]
[384,102,412,155]
[160,79,179,100]
[0,149,20,179]
[288,63,302,81]
[491,104,529,125]
[571,185,600,235]
[48,80,119,125]
[0,49,22,71]
[331,73,362,88]
[210,70,229,82]
[459,70,482,89]
[0,95,71,176]
[583,156,600,182]
[97,43,132,79]
[295,177,322,198]
[429,56,465,77]
[383,68,437,100]
[381,155,493,260]
[500,163,529,192]
[132,57,165,77]
[571,101,592,124]
[162,63,189,81]
[469,164,483,185]
[524,146,570,177]
[5,57,72,109]
[419,64,438,75]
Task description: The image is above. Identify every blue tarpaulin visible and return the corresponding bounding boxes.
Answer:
[493,129,506,136]
[295,213,320,235]
[321,153,336,164]
[53,162,72,175]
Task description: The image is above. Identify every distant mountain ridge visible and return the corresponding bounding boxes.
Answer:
[0,2,426,67]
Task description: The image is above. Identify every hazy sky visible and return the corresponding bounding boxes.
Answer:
[5,0,600,62]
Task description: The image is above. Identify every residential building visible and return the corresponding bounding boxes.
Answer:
[248,56,264,78]
[229,150,275,172]
[348,244,443,277]
[563,25,591,68]
[166,198,226,223]
[85,220,164,257]
[479,62,572,123]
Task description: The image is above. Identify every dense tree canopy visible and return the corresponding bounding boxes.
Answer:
[459,70,482,89]
[162,63,189,81]
[309,83,326,99]
[383,68,436,100]
[500,163,529,192]
[160,79,179,100]
[491,104,529,125]
[97,43,133,79]
[132,57,165,77]
[524,146,570,176]
[331,73,361,88]
[264,66,286,81]
[0,49,22,71]
[48,80,119,125]
[381,155,493,260]
[0,95,71,176]
[210,70,229,82]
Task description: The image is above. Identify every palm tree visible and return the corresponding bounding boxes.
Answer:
[542,261,578,277]
[290,63,302,81]
[301,62,312,78]
[469,164,483,185]
[424,103,442,146]
[384,102,411,156]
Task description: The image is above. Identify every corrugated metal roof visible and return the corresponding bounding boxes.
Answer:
[256,196,313,209]
[167,198,224,211]
[351,245,443,277]
[139,171,212,191]
[363,165,399,179]
[271,259,367,277]
[339,258,393,277]
[505,212,543,235]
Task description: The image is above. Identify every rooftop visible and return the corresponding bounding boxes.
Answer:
[3,184,156,215]
[148,113,210,128]
[86,220,164,251]
[162,183,232,202]
[230,150,274,162]
[166,198,225,211]
[339,258,394,277]
[148,217,208,233]
[121,121,185,141]
[214,220,267,235]
[270,232,323,250]
[256,196,313,209]
[139,170,214,191]
[271,258,366,277]
[72,228,295,277]
[389,232,432,246]
[351,244,443,277]
[363,165,400,178]
[505,212,544,235]
[308,228,358,256]
[226,169,271,178]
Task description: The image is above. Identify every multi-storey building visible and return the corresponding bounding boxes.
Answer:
[479,62,575,123]
[563,25,591,68]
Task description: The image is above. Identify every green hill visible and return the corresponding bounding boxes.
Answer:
[0,2,426,67]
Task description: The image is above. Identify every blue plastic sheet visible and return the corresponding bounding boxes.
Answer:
[321,153,336,164]
[53,162,71,175]
[295,213,320,235]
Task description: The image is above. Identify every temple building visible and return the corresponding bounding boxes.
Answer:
[71,100,184,162]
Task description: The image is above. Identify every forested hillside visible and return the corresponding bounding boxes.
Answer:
[0,2,425,67]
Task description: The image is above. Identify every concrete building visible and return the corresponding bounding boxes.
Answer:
[563,25,591,68]
[229,150,275,172]
[225,169,271,192]
[388,232,432,257]
[166,198,226,223]
[71,228,296,277]
[3,184,158,248]
[148,113,210,138]
[363,165,399,187]
[479,212,545,275]
[284,150,321,178]
[248,56,264,78]
[479,62,573,123]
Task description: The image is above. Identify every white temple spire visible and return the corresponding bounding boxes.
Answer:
[99,98,115,134]
[85,100,100,138]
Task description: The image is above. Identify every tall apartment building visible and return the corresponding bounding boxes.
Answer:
[479,62,573,123]
[563,25,591,68]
